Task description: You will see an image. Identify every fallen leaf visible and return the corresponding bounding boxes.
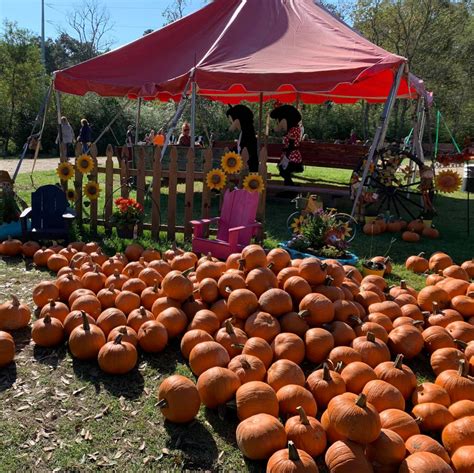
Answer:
[73,386,87,396]
[162,448,170,455]
[139,441,146,451]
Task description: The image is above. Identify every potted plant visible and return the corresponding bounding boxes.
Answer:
[285,209,357,264]
[110,197,144,239]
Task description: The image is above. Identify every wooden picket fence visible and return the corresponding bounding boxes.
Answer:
[70,144,268,241]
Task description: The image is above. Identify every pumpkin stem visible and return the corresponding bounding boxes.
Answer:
[206,252,213,260]
[43,314,52,324]
[394,354,404,369]
[109,284,115,292]
[334,361,344,373]
[346,269,354,279]
[81,311,90,331]
[157,398,168,408]
[421,311,430,319]
[267,262,274,270]
[417,252,425,257]
[412,320,424,327]
[287,441,300,462]
[153,283,159,292]
[348,315,363,326]
[10,295,20,306]
[225,320,235,335]
[458,359,469,377]
[139,306,146,316]
[118,327,128,335]
[454,339,468,349]
[400,280,407,289]
[325,276,334,287]
[322,363,331,381]
[114,334,123,345]
[296,406,310,425]
[49,299,56,308]
[355,393,367,408]
[240,358,251,370]
[320,262,328,270]
[225,286,233,294]
[182,267,194,277]
[366,331,376,343]
[238,259,246,271]
[432,301,441,314]
[298,310,310,319]
[414,417,423,425]
[231,343,244,350]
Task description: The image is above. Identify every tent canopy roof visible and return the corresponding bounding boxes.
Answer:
[54,0,425,104]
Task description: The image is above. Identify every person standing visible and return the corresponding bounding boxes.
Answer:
[77,119,92,153]
[125,125,135,165]
[177,122,191,147]
[56,116,75,159]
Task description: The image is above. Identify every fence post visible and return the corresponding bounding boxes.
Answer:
[104,145,114,234]
[118,148,130,199]
[136,146,146,237]
[201,148,212,219]
[151,146,162,241]
[74,143,83,224]
[89,143,98,235]
[167,146,178,241]
[184,148,195,240]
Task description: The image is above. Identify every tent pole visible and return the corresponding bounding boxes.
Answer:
[55,90,67,163]
[257,92,264,151]
[135,98,142,145]
[190,80,197,149]
[93,102,130,146]
[351,64,405,218]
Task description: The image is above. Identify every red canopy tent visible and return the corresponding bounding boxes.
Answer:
[53,0,425,104]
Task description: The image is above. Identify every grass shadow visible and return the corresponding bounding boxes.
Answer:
[0,362,17,393]
[204,407,239,447]
[163,419,220,470]
[71,357,145,400]
[33,344,68,369]
[141,338,182,377]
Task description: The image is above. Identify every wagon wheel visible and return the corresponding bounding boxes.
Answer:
[351,146,435,220]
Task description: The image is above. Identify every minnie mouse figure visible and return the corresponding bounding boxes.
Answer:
[270,104,304,186]
[226,104,259,172]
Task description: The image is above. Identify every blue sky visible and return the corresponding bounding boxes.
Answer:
[1,0,206,47]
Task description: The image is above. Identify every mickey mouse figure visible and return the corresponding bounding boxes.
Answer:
[226,104,258,172]
[270,104,304,186]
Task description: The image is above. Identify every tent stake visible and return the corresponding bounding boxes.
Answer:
[351,63,405,218]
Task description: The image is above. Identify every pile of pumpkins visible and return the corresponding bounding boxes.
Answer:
[1,240,474,472]
[363,217,439,242]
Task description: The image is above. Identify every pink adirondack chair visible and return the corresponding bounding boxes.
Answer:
[190,189,262,260]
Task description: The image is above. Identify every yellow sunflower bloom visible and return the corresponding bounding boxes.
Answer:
[221,151,243,174]
[56,162,74,181]
[76,154,94,174]
[206,168,227,190]
[290,215,306,234]
[435,170,461,193]
[66,189,76,202]
[341,222,352,239]
[83,181,100,200]
[243,173,265,193]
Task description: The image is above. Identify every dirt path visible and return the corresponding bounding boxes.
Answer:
[1,157,109,175]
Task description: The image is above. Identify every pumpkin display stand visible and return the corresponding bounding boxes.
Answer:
[279,243,359,266]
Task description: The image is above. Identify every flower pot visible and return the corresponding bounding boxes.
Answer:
[362,261,386,277]
[116,224,135,239]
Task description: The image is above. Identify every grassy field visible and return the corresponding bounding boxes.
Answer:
[1,165,471,471]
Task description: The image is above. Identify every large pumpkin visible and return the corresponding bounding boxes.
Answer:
[236,380,279,421]
[157,375,201,423]
[306,363,346,409]
[0,295,31,330]
[196,366,241,409]
[137,320,168,353]
[68,311,106,360]
[236,413,287,460]
[31,315,64,347]
[189,341,230,376]
[325,439,373,472]
[161,270,193,301]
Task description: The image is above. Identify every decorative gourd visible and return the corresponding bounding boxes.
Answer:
[68,311,106,360]
[366,429,406,467]
[412,402,454,432]
[267,359,305,392]
[0,295,31,330]
[236,413,286,460]
[33,281,59,308]
[379,408,420,441]
[411,382,451,407]
[189,340,230,376]
[325,440,373,472]
[39,300,69,324]
[442,415,474,454]
[63,310,95,337]
[157,375,200,423]
[340,361,377,394]
[351,332,390,368]
[304,328,334,364]
[429,252,454,272]
[70,294,102,320]
[435,359,474,402]
[0,330,15,367]
[266,441,318,473]
[97,334,137,374]
[405,434,450,464]
[276,384,317,418]
[227,354,266,384]
[197,366,241,409]
[327,393,381,444]
[399,452,452,473]
[137,320,168,353]
[362,379,405,412]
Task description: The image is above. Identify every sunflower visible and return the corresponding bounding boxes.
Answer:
[76,154,94,174]
[83,181,100,200]
[290,215,306,234]
[435,170,461,193]
[206,169,226,190]
[340,222,352,240]
[243,173,265,193]
[66,188,76,202]
[56,162,74,181]
[221,151,243,174]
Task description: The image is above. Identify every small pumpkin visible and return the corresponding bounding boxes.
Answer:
[137,320,168,353]
[0,330,15,367]
[366,428,406,467]
[276,384,317,418]
[1,236,22,256]
[429,252,454,272]
[448,399,474,419]
[236,380,279,421]
[451,446,474,473]
[399,452,452,473]
[0,295,31,330]
[267,359,305,392]
[32,281,59,308]
[155,307,188,338]
[412,402,454,432]
[68,311,106,360]
[402,230,420,242]
[374,354,417,399]
[325,440,372,472]
[435,359,474,402]
[197,366,241,409]
[306,363,346,409]
[379,408,420,441]
[405,434,450,464]
[340,361,377,394]
[241,337,273,369]
[351,332,390,368]
[107,325,138,346]
[97,334,137,374]
[411,382,451,407]
[161,270,193,301]
[189,340,230,376]
[39,300,69,324]
[266,441,318,473]
[362,379,405,412]
[441,415,474,454]
[157,375,201,423]
[21,240,41,258]
[227,289,259,320]
[406,252,429,273]
[70,294,102,320]
[63,310,96,337]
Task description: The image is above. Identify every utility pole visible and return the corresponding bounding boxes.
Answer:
[41,0,46,66]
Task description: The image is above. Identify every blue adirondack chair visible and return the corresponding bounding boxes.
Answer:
[20,185,76,241]
[190,188,262,260]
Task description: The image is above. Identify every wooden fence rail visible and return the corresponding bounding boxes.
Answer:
[71,144,268,242]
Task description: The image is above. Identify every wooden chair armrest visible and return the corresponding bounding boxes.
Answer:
[20,207,32,219]
[190,217,220,238]
[228,222,262,246]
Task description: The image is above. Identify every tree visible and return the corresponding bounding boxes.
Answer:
[61,0,115,61]
[163,0,190,25]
